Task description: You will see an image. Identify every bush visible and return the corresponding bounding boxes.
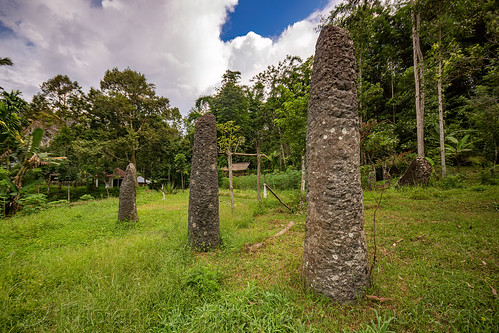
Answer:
[184,265,223,301]
[17,194,47,215]
[390,151,417,175]
[480,170,498,185]
[79,194,95,201]
[361,165,376,189]
[160,182,177,195]
[31,184,120,201]
[286,190,306,212]
[220,169,302,191]
[439,174,466,189]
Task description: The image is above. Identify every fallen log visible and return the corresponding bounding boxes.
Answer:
[247,220,295,252]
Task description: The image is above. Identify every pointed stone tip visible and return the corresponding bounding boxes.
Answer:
[316,24,353,46]
[194,113,217,132]
[126,162,136,173]
[320,25,347,35]
[197,113,216,125]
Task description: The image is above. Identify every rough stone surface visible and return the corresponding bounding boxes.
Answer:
[188,113,220,250]
[302,25,369,302]
[395,156,432,187]
[118,163,138,222]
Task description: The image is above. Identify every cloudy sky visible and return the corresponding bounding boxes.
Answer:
[0,0,339,115]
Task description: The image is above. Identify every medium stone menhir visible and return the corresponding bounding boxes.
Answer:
[118,163,138,222]
[302,25,369,302]
[188,113,220,250]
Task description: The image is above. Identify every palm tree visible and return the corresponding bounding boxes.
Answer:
[1,57,14,91]
[0,57,13,66]
[0,101,24,154]
[0,91,27,157]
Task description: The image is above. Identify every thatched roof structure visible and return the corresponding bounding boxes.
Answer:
[221,162,250,172]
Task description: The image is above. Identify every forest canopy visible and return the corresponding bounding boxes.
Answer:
[1,0,497,216]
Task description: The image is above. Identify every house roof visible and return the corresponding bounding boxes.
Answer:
[137,176,151,184]
[222,162,250,172]
[106,167,126,178]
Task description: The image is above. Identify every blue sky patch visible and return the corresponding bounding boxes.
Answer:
[221,0,329,41]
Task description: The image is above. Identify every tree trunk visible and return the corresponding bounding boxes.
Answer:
[358,54,363,114]
[181,172,184,191]
[411,0,425,157]
[437,18,447,178]
[257,145,262,204]
[391,63,396,123]
[5,145,10,171]
[67,183,70,203]
[278,127,285,171]
[494,141,497,174]
[228,148,235,210]
[131,150,137,168]
[300,151,306,195]
[279,142,285,171]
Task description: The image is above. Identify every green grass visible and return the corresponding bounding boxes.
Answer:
[0,172,498,332]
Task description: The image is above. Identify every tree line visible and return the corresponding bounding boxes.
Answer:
[1,0,497,215]
[190,0,497,178]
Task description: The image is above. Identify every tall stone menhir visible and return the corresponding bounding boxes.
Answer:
[118,163,138,222]
[303,25,369,302]
[188,113,220,250]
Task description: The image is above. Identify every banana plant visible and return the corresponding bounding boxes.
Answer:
[2,128,48,215]
[0,173,42,216]
[445,132,474,170]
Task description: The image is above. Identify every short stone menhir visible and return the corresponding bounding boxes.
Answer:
[188,113,220,250]
[118,163,138,222]
[396,156,432,187]
[302,25,369,302]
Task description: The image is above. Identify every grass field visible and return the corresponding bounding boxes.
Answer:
[0,171,498,332]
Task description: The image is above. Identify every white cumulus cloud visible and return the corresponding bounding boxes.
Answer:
[0,0,339,115]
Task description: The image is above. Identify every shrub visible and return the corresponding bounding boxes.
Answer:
[17,194,47,215]
[31,184,120,201]
[161,182,177,195]
[480,170,498,185]
[361,165,376,189]
[79,194,95,201]
[390,151,417,175]
[220,169,302,191]
[287,190,306,212]
[184,265,223,301]
[439,174,466,189]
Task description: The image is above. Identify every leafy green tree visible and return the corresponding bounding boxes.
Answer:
[273,56,313,193]
[360,120,399,166]
[217,121,245,210]
[0,91,27,164]
[468,72,498,171]
[94,67,181,166]
[32,74,86,126]
[209,70,251,144]
[252,55,311,170]
[174,153,188,190]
